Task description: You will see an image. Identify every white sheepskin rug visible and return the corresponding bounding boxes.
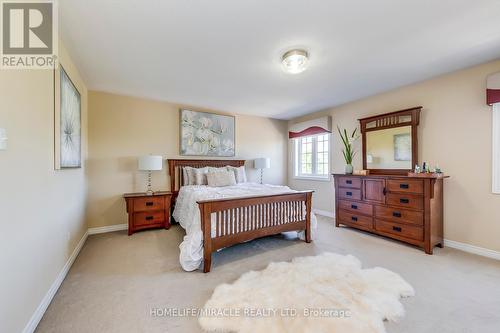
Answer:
[199,252,414,333]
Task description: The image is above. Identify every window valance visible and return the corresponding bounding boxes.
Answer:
[487,72,500,105]
[288,116,331,139]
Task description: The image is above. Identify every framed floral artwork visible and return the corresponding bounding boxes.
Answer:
[180,109,235,156]
[54,66,81,169]
[394,133,411,161]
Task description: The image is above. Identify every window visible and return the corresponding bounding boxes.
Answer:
[294,134,330,179]
[493,103,500,194]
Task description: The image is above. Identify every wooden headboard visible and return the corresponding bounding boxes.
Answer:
[167,159,245,199]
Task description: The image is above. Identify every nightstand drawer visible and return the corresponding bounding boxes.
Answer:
[134,211,165,227]
[124,192,172,235]
[133,196,165,212]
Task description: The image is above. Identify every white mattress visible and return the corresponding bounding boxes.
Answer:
[172,182,317,271]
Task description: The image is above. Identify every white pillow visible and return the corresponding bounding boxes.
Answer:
[182,167,190,185]
[207,170,237,187]
[227,165,247,183]
[190,166,227,185]
[182,167,197,185]
[192,167,210,185]
[208,167,228,173]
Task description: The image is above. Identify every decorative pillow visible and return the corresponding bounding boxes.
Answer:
[193,167,210,185]
[182,167,190,185]
[227,166,247,183]
[191,167,227,185]
[207,167,229,173]
[207,170,237,187]
[182,167,197,185]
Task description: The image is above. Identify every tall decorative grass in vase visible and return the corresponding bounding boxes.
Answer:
[338,126,359,174]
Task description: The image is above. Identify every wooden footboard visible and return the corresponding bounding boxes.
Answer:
[197,191,313,272]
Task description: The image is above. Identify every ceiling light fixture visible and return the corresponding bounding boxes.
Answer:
[281,49,309,74]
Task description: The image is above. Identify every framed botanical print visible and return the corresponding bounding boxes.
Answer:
[54,66,81,169]
[180,109,235,156]
[394,133,411,161]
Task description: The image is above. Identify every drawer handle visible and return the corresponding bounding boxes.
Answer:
[399,184,409,189]
[351,204,358,209]
[351,216,358,222]
[392,226,402,232]
[346,191,352,196]
[346,180,352,184]
[146,202,154,206]
[400,198,409,204]
[393,211,402,218]
[146,216,154,221]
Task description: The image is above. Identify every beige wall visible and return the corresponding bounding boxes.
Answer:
[87,91,288,228]
[289,59,500,252]
[0,43,88,333]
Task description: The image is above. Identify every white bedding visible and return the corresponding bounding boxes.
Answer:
[172,182,318,271]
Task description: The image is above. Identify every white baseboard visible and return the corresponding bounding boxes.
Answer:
[23,230,88,333]
[313,209,335,218]
[444,239,500,261]
[88,223,128,235]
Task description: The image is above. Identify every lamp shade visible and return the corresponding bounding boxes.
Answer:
[254,158,270,169]
[0,128,7,151]
[138,155,163,171]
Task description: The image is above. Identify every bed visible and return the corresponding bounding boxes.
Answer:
[168,159,316,272]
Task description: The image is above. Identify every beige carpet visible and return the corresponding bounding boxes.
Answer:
[36,216,500,333]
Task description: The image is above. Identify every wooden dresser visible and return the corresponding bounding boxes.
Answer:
[124,191,172,235]
[333,174,446,254]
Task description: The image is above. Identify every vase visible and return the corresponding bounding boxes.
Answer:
[345,164,353,174]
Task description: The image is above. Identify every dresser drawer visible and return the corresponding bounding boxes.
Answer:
[133,196,165,212]
[339,200,373,216]
[375,219,423,241]
[374,206,423,225]
[134,211,165,227]
[386,193,423,210]
[338,210,373,229]
[387,179,423,194]
[337,177,361,189]
[338,188,362,200]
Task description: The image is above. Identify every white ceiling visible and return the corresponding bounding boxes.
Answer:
[60,0,500,119]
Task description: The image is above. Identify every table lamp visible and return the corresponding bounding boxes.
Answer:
[0,128,7,150]
[254,158,270,184]
[138,155,163,195]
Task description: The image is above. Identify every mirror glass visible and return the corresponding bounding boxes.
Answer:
[366,125,412,170]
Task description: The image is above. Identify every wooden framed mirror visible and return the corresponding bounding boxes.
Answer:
[359,106,421,175]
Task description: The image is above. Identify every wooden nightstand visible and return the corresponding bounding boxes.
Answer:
[124,191,172,235]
